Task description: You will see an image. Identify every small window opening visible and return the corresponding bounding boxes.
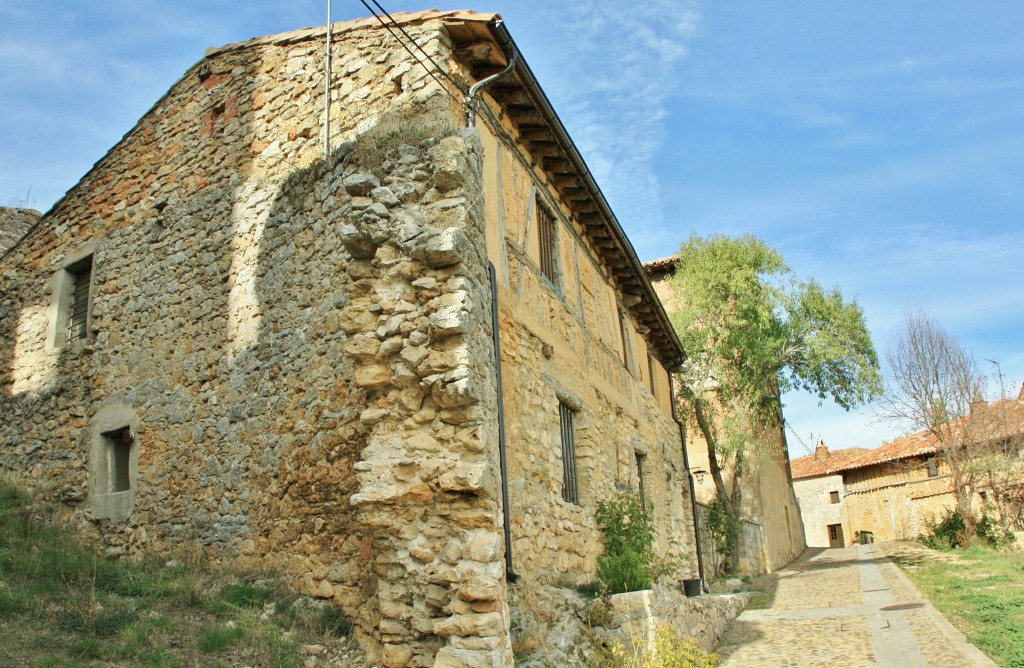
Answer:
[926,457,938,478]
[618,310,631,370]
[647,354,656,396]
[67,256,93,342]
[537,202,557,286]
[559,401,579,505]
[635,452,646,509]
[102,426,133,493]
[830,490,840,504]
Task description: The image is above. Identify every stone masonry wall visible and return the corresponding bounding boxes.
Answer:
[0,207,39,255]
[0,15,513,667]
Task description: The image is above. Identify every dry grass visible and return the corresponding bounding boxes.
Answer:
[0,481,357,667]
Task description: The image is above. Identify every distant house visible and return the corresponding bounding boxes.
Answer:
[645,255,806,574]
[793,390,1024,546]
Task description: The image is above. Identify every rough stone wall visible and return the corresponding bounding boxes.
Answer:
[0,207,39,255]
[470,117,697,586]
[843,459,956,542]
[0,15,514,667]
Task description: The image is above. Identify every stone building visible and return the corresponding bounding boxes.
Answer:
[0,11,700,667]
[0,207,39,254]
[644,256,805,574]
[793,392,1024,545]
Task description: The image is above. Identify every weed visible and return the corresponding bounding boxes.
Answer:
[198,623,246,653]
[596,492,657,594]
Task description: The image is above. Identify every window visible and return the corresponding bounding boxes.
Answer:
[559,401,579,504]
[537,201,558,287]
[49,245,97,349]
[635,452,646,509]
[829,491,840,504]
[618,310,632,370]
[926,457,938,478]
[67,257,93,342]
[101,426,133,494]
[647,354,656,396]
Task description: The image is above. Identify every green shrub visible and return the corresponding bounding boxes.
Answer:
[597,548,651,595]
[920,509,968,549]
[595,493,656,594]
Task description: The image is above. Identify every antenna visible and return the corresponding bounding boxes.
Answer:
[323,0,332,158]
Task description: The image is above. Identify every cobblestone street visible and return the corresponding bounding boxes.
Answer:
[717,544,996,667]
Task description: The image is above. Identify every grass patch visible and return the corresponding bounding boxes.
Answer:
[0,480,358,667]
[891,543,1024,666]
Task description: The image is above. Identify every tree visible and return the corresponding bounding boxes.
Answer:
[877,309,988,535]
[668,233,882,571]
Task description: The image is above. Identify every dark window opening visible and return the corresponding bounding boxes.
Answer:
[559,401,579,505]
[926,457,938,477]
[830,490,840,504]
[67,256,93,342]
[537,202,557,286]
[635,452,646,509]
[103,427,132,493]
[647,354,656,395]
[618,310,631,369]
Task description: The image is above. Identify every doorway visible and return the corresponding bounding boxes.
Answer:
[827,523,845,548]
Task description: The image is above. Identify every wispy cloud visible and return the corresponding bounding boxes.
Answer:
[526,1,701,242]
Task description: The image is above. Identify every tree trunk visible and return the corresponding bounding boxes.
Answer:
[692,396,744,573]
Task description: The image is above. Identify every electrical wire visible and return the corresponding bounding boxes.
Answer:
[784,419,816,456]
[356,0,466,106]
[368,0,468,95]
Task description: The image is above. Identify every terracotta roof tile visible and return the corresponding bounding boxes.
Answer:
[790,447,870,478]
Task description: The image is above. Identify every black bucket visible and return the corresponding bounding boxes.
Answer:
[683,578,702,597]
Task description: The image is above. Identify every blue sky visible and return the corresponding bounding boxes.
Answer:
[2,1,1022,456]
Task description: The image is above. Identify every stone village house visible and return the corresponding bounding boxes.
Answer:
[644,256,806,575]
[0,11,715,667]
[792,389,1024,547]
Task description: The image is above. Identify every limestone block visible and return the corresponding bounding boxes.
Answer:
[343,335,379,361]
[457,577,501,602]
[343,172,380,195]
[354,364,391,389]
[406,432,440,452]
[338,223,376,259]
[463,531,501,562]
[432,612,504,637]
[382,643,413,667]
[436,462,487,493]
[434,647,506,668]
[413,227,469,268]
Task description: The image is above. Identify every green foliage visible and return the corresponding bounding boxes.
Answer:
[669,233,882,419]
[0,479,353,666]
[921,509,1014,549]
[601,624,719,667]
[597,549,651,595]
[893,544,1024,666]
[198,624,246,653]
[703,495,738,573]
[596,493,658,594]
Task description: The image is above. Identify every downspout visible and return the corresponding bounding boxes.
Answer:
[489,262,520,584]
[465,21,519,128]
[670,378,708,592]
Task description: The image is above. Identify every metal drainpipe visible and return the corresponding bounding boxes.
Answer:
[465,22,519,128]
[489,262,520,584]
[670,378,708,592]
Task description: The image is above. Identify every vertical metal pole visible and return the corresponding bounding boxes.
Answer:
[323,0,332,158]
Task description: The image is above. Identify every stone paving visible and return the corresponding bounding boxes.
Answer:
[717,544,996,667]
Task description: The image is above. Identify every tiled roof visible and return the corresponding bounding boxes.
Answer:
[790,446,870,478]
[643,255,678,276]
[793,394,1024,479]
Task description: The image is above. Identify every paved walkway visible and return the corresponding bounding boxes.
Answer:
[717,544,996,667]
